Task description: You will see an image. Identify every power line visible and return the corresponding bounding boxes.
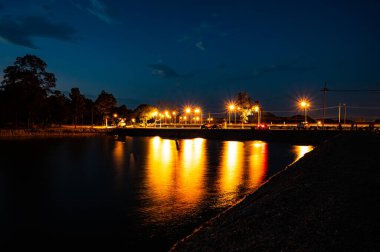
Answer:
[320,83,380,127]
[322,89,380,92]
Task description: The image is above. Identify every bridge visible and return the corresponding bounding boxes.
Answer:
[109,127,368,145]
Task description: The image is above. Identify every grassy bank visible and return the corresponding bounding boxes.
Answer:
[170,132,380,251]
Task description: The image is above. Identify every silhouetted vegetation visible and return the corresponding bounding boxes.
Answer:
[2,55,372,129]
[0,55,131,128]
[0,55,56,127]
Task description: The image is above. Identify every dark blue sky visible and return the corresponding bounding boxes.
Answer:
[1,0,379,118]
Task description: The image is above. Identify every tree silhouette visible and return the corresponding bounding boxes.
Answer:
[133,104,157,125]
[1,54,56,127]
[95,90,116,126]
[47,90,69,126]
[83,97,95,126]
[69,87,85,128]
[235,91,255,123]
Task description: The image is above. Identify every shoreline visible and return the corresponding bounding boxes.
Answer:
[0,128,110,138]
[1,127,369,146]
[170,132,380,251]
[111,128,342,145]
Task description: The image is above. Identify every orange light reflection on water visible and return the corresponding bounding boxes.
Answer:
[144,137,272,221]
[113,140,125,188]
[248,141,268,189]
[178,138,205,206]
[146,137,175,202]
[292,145,314,163]
[218,141,244,204]
[145,137,206,221]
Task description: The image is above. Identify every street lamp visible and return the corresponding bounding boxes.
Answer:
[185,107,191,124]
[228,104,235,125]
[253,105,261,126]
[299,100,310,123]
[113,113,118,127]
[152,111,158,127]
[194,107,202,125]
[172,111,176,124]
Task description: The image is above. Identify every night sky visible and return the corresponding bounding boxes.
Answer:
[1,0,379,118]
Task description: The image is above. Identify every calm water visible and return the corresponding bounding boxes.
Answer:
[0,136,313,250]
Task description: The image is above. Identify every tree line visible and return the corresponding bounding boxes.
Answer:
[0,54,270,129]
[0,54,148,128]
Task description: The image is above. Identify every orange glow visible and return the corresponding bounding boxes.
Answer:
[253,105,259,112]
[178,138,206,205]
[146,137,174,202]
[298,99,311,108]
[228,104,235,111]
[113,140,125,188]
[144,137,207,221]
[291,145,314,163]
[218,141,244,205]
[248,141,268,189]
[185,107,191,114]
[142,137,275,223]
[194,108,200,113]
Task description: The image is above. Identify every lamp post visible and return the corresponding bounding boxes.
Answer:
[299,100,310,123]
[228,104,235,125]
[113,113,118,127]
[152,111,158,127]
[172,111,176,124]
[253,105,260,126]
[185,107,191,124]
[194,108,202,125]
[343,103,347,125]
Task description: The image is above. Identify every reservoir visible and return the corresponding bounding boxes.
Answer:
[0,136,313,250]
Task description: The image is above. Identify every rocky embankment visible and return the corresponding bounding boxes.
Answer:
[170,132,380,251]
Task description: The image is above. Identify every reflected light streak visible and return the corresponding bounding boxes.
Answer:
[146,137,174,202]
[249,141,268,189]
[219,141,244,198]
[178,138,205,205]
[113,141,125,188]
[145,137,206,221]
[292,145,314,163]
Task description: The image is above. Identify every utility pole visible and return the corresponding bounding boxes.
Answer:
[320,86,380,126]
[338,103,341,123]
[321,82,328,129]
[343,104,347,125]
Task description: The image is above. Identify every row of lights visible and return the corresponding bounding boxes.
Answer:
[115,98,312,125]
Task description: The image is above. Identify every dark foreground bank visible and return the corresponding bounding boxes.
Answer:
[170,132,380,251]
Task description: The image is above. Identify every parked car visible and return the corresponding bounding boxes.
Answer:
[252,123,269,130]
[201,123,222,129]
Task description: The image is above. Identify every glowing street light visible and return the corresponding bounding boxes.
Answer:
[185,107,191,124]
[253,105,261,126]
[172,111,176,124]
[194,107,202,124]
[299,99,311,123]
[228,103,235,125]
[152,111,158,127]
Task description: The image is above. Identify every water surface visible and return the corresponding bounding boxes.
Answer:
[0,136,313,250]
